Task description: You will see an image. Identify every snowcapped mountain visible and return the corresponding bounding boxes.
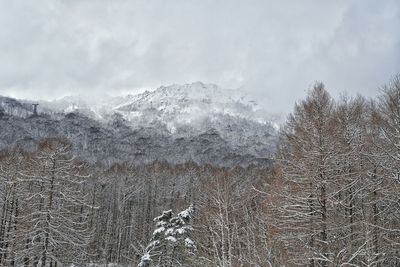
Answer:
[0,83,277,167]
[114,82,264,127]
[115,82,249,112]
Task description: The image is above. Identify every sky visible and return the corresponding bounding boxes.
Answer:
[0,0,399,114]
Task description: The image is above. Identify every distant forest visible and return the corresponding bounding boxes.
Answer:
[1,75,400,267]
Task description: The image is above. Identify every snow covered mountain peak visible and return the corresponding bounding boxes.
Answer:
[0,82,278,166]
[115,82,259,122]
[154,82,241,102]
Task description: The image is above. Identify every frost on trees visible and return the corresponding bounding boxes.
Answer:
[20,138,92,267]
[138,204,196,267]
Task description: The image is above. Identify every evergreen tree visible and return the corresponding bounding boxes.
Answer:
[139,205,195,267]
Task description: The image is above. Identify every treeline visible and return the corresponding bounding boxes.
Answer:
[0,140,270,266]
[0,75,399,267]
[268,76,400,266]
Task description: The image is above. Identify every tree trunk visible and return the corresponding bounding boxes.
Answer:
[42,160,56,267]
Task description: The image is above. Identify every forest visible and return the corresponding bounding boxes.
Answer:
[1,75,400,267]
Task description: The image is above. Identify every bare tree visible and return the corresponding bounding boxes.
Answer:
[18,139,92,266]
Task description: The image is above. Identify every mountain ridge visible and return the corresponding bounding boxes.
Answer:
[0,83,277,167]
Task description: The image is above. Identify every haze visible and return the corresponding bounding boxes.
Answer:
[0,0,399,114]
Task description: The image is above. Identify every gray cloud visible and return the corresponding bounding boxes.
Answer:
[0,0,399,113]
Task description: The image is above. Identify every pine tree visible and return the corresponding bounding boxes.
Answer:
[138,205,195,267]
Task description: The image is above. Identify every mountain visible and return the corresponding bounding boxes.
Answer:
[0,83,277,167]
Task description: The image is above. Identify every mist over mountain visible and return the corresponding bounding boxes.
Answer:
[0,82,277,167]
[1,0,399,265]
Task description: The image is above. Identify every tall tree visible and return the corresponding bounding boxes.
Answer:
[370,76,400,265]
[275,83,338,266]
[19,139,92,266]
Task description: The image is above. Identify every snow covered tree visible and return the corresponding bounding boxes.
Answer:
[275,83,340,266]
[272,78,400,266]
[138,204,195,267]
[0,149,24,267]
[18,138,93,266]
[332,95,381,265]
[368,76,400,265]
[193,168,272,267]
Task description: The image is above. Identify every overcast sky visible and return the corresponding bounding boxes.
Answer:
[0,0,399,113]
